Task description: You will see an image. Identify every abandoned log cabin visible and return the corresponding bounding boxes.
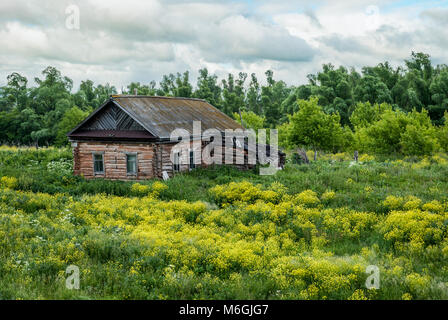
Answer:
[67,95,285,180]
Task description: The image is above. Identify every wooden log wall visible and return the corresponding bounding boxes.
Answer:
[74,141,155,180]
[72,139,271,181]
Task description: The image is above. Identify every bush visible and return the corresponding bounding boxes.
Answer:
[354,108,439,156]
[0,176,18,189]
[437,112,448,152]
[400,124,439,156]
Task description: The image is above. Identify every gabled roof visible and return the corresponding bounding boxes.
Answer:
[68,95,243,140]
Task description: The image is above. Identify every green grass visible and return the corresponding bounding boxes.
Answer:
[1,147,448,300]
[1,147,446,214]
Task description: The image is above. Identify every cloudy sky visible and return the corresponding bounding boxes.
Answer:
[1,0,447,90]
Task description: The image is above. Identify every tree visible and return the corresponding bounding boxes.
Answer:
[437,112,448,151]
[280,85,313,118]
[233,111,265,132]
[125,81,157,96]
[194,68,222,109]
[354,75,392,104]
[55,106,90,146]
[261,70,290,128]
[94,83,117,106]
[405,52,433,83]
[285,97,345,155]
[246,73,261,115]
[31,129,52,148]
[159,71,193,98]
[362,62,402,91]
[353,108,438,155]
[349,102,392,128]
[304,64,355,126]
[222,72,247,116]
[429,68,448,124]
[18,108,42,144]
[2,72,29,111]
[400,123,439,156]
[391,52,433,114]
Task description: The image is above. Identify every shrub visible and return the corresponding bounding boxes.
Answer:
[294,190,320,206]
[437,113,448,152]
[354,108,439,156]
[400,124,439,156]
[130,183,151,196]
[0,176,18,189]
[151,181,168,197]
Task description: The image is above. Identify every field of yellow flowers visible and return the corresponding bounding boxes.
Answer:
[0,147,448,299]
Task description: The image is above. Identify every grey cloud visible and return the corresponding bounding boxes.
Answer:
[319,34,371,54]
[420,8,448,26]
[0,0,448,91]
[0,0,315,66]
[195,15,315,62]
[304,9,322,29]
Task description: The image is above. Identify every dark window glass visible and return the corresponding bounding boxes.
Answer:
[93,154,104,173]
[127,154,137,174]
[189,150,195,169]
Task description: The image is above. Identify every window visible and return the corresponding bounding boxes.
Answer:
[173,152,180,172]
[126,154,137,175]
[189,150,196,170]
[93,153,104,174]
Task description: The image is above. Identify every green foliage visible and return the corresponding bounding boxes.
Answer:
[55,106,91,146]
[194,68,222,110]
[354,108,439,155]
[1,51,448,153]
[233,111,265,131]
[437,112,448,152]
[0,67,116,145]
[284,97,345,153]
[1,148,448,299]
[400,124,439,156]
[261,70,290,127]
[349,102,392,128]
[222,73,247,115]
[429,69,448,124]
[158,71,193,97]
[354,75,393,104]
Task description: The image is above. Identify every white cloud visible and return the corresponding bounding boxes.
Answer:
[0,0,447,90]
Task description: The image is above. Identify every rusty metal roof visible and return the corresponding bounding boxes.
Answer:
[109,95,243,139]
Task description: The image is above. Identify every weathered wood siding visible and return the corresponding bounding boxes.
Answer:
[73,141,155,180]
[83,103,146,131]
[72,139,260,181]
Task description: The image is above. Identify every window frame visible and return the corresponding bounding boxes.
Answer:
[173,151,180,172]
[189,149,196,170]
[92,152,105,175]
[125,152,138,176]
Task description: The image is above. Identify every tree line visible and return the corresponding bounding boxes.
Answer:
[0,52,447,155]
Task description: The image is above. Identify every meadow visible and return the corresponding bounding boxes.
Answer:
[0,146,448,300]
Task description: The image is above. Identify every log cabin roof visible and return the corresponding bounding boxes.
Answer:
[68,95,243,140]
